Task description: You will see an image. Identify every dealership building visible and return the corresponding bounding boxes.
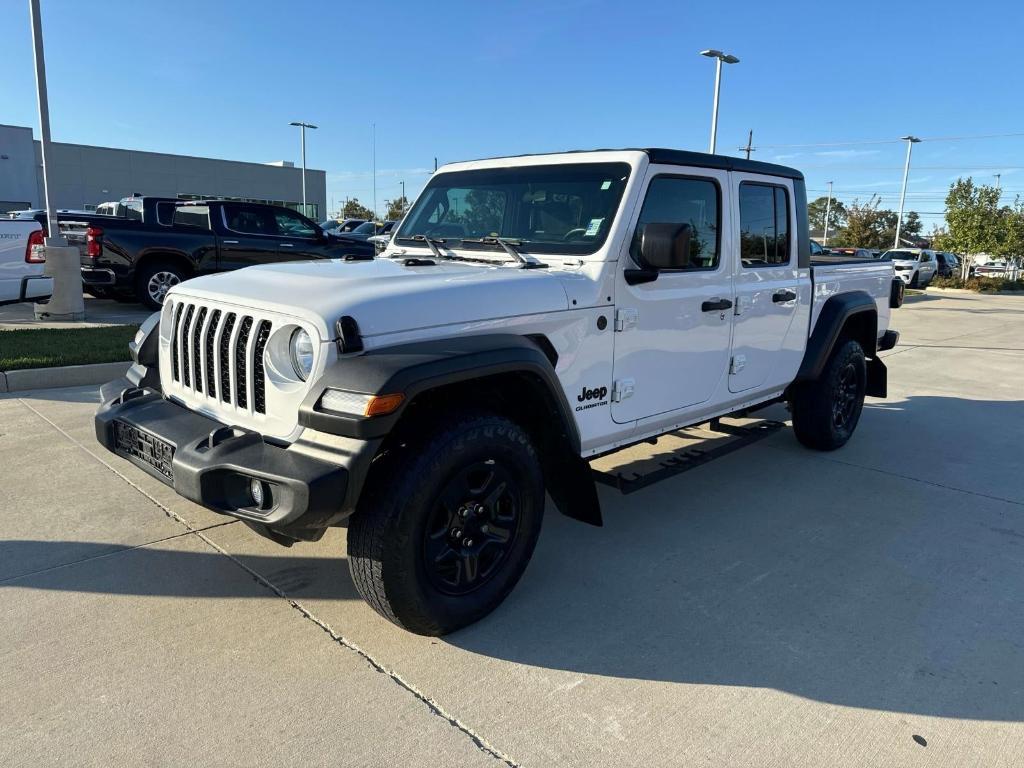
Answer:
[0,123,327,221]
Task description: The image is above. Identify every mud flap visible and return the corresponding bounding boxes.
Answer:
[866,356,887,398]
[543,451,603,527]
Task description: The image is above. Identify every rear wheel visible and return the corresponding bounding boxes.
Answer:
[790,339,867,451]
[347,411,544,636]
[136,261,186,309]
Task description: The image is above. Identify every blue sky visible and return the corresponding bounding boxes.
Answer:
[3,0,1022,228]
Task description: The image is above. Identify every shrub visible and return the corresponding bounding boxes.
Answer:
[929,275,1024,292]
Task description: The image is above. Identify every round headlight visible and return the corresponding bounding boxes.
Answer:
[289,328,314,381]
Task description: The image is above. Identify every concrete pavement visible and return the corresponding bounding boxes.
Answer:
[1,291,1022,766]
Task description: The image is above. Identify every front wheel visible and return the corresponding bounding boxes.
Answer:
[790,339,867,451]
[347,411,544,636]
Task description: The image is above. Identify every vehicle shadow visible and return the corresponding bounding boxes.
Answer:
[446,394,1024,722]
[4,396,1022,722]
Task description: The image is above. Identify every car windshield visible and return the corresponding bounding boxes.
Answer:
[394,162,632,255]
[351,221,377,234]
[885,250,917,260]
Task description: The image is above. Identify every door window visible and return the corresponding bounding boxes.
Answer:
[274,209,319,238]
[739,183,790,267]
[629,176,720,269]
[223,204,276,235]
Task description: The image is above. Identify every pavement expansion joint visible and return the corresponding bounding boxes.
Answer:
[16,396,520,767]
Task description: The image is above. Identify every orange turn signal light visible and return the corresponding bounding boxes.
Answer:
[365,393,404,417]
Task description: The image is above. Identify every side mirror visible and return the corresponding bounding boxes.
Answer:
[639,223,692,270]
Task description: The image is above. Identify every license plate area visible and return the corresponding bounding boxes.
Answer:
[114,420,174,480]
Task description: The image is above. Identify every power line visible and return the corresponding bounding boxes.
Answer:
[756,130,1024,149]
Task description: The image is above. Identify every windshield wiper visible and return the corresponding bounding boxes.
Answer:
[460,237,547,269]
[394,234,448,261]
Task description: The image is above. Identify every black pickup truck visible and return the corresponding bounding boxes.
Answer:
[62,198,375,309]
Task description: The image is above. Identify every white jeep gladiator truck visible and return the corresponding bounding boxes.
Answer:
[95,149,903,635]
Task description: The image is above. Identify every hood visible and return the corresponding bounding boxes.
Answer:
[169,257,570,339]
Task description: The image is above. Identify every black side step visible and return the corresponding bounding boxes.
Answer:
[592,419,785,495]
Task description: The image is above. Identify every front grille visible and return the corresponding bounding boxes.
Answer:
[167,300,272,414]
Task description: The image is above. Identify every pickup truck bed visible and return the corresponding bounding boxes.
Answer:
[0,220,51,306]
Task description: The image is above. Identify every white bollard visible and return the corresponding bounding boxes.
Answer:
[34,245,85,321]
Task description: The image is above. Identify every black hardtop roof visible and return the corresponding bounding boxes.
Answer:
[458,148,804,181]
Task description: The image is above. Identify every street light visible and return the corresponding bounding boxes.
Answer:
[700,49,739,154]
[289,121,317,218]
[894,135,921,248]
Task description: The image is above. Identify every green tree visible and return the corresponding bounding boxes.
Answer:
[901,210,923,240]
[835,196,898,249]
[943,179,1002,255]
[342,198,374,220]
[808,196,848,235]
[385,196,409,221]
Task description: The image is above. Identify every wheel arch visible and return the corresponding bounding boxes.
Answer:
[797,291,878,383]
[299,333,602,526]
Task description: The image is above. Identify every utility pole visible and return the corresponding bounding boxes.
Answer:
[823,181,834,246]
[30,0,84,320]
[399,180,406,216]
[289,121,318,217]
[371,123,377,223]
[894,135,921,248]
[739,130,754,160]
[699,49,739,154]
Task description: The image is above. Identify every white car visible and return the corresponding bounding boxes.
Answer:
[0,220,52,305]
[95,148,902,636]
[882,248,938,287]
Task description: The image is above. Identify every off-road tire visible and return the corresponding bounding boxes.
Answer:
[790,339,867,451]
[136,260,186,310]
[347,411,544,636]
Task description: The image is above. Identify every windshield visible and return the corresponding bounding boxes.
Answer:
[884,250,917,260]
[351,221,377,234]
[394,162,631,255]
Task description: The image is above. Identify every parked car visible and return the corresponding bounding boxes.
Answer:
[882,248,938,287]
[62,200,376,309]
[95,148,901,636]
[0,219,52,305]
[320,218,361,235]
[824,247,875,260]
[935,251,959,277]
[367,220,399,249]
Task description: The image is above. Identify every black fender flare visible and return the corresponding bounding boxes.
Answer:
[796,291,889,398]
[796,291,879,382]
[297,334,601,526]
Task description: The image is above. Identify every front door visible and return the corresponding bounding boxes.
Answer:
[728,177,804,393]
[272,208,325,261]
[217,203,280,270]
[611,167,734,424]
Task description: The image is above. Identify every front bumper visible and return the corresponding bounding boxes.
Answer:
[95,384,351,539]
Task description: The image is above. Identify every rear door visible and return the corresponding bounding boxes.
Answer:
[610,166,734,423]
[216,203,280,270]
[728,175,809,394]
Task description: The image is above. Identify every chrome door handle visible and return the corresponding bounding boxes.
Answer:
[222,239,239,244]
[280,243,294,248]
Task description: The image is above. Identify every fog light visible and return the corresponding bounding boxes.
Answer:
[250,478,265,508]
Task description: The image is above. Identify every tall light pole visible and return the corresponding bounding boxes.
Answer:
[894,135,921,248]
[399,180,405,217]
[371,123,377,223]
[823,181,834,246]
[700,49,739,154]
[289,121,317,218]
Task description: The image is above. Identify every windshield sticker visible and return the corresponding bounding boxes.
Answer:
[585,218,604,236]
[600,180,612,190]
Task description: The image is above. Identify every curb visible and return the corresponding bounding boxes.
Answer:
[0,361,130,394]
[926,287,1024,296]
